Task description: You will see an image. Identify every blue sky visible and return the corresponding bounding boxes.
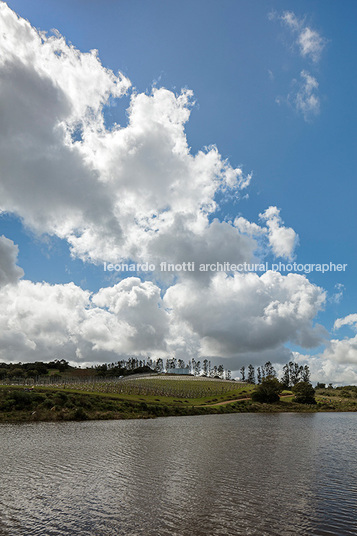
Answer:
[0,0,356,383]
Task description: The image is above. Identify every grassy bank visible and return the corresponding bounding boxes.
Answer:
[1,378,357,422]
[0,384,258,423]
[0,380,254,422]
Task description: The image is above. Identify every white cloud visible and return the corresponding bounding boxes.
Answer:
[0,280,90,360]
[0,235,24,287]
[91,279,169,353]
[0,4,130,124]
[292,351,357,386]
[294,312,357,384]
[0,4,302,284]
[0,3,253,272]
[164,271,326,360]
[298,27,326,63]
[278,11,300,31]
[320,335,357,366]
[0,239,326,366]
[293,70,320,121]
[148,215,257,283]
[329,283,345,305]
[280,11,326,63]
[334,313,357,331]
[0,276,170,363]
[271,11,325,121]
[234,208,299,260]
[67,89,253,268]
[0,3,128,255]
[259,206,298,259]
[234,216,265,236]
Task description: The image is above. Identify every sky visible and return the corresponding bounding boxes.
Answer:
[0,0,356,384]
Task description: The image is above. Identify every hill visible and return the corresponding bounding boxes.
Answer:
[1,376,357,422]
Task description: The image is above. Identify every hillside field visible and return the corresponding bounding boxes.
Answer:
[1,376,357,422]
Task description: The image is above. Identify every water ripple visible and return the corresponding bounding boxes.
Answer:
[0,414,356,535]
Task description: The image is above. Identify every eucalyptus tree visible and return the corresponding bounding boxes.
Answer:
[240,366,246,381]
[247,364,255,384]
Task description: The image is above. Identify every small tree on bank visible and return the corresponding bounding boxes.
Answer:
[293,382,316,404]
[251,377,283,403]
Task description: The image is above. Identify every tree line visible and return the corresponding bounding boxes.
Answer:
[239,361,316,405]
[77,357,232,379]
[0,357,311,388]
[0,357,232,381]
[239,361,311,388]
[0,359,70,380]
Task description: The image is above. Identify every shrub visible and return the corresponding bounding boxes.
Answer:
[293,382,316,404]
[41,398,54,409]
[74,407,89,420]
[10,390,33,409]
[251,377,282,403]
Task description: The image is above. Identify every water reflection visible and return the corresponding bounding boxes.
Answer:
[0,413,356,535]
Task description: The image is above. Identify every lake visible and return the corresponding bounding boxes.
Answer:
[0,413,356,535]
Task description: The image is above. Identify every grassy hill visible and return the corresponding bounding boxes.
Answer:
[1,376,357,422]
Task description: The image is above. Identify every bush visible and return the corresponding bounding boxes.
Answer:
[293,382,316,404]
[74,407,89,420]
[10,390,33,409]
[252,390,280,403]
[41,398,54,409]
[53,393,68,406]
[251,377,282,403]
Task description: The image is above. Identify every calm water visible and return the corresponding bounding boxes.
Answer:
[0,413,356,536]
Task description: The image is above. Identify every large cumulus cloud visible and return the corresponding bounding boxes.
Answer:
[0,244,327,368]
[165,271,326,360]
[0,3,255,270]
[0,3,298,273]
[0,277,169,364]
